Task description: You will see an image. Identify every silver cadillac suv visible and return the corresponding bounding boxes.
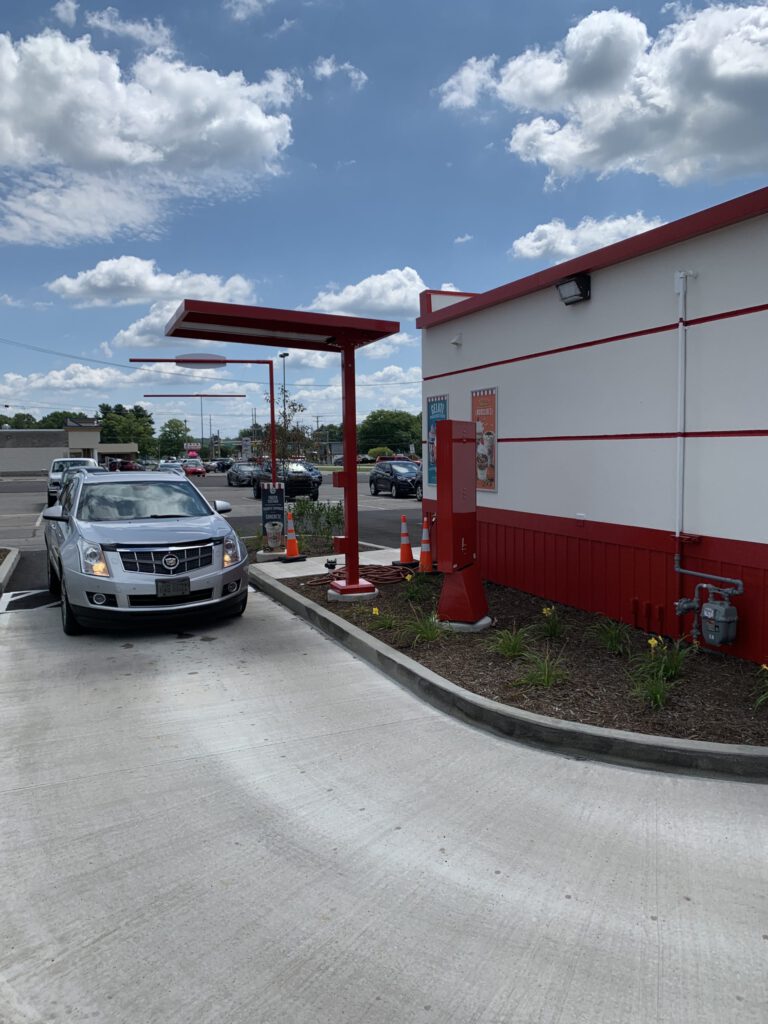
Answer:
[43,472,248,634]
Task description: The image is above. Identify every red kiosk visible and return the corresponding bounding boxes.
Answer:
[164,300,399,599]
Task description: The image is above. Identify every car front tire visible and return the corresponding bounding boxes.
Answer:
[60,575,83,635]
[390,484,398,498]
[415,483,423,501]
[369,481,377,495]
[310,488,319,502]
[227,477,233,487]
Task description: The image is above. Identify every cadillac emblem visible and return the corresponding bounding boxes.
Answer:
[162,553,180,571]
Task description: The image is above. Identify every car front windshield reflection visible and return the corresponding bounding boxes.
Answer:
[78,481,211,522]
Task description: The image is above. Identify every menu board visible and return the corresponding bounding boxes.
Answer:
[426,394,449,486]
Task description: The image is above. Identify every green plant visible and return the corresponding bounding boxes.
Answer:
[292,499,344,543]
[631,664,675,710]
[537,604,565,640]
[403,571,436,604]
[399,610,443,646]
[369,606,398,631]
[519,648,567,688]
[487,624,534,659]
[754,664,768,712]
[588,619,632,657]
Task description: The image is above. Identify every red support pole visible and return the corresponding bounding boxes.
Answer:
[268,360,277,485]
[328,343,376,598]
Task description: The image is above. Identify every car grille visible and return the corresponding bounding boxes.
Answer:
[119,543,214,576]
[129,589,214,607]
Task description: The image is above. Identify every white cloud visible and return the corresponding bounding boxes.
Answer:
[0,293,23,307]
[85,7,174,51]
[0,30,302,244]
[361,331,419,361]
[453,234,473,244]
[48,255,254,307]
[438,4,768,185]
[51,0,78,27]
[223,0,275,21]
[268,19,296,39]
[510,211,665,261]
[307,267,426,320]
[313,55,368,91]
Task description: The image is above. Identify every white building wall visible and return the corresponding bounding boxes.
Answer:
[422,216,768,544]
[0,446,67,474]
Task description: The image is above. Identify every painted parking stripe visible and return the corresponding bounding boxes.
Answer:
[0,590,60,613]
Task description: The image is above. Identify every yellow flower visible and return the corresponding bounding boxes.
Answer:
[647,637,659,650]
[372,607,380,616]
[761,664,768,672]
[542,606,553,618]
[405,574,413,582]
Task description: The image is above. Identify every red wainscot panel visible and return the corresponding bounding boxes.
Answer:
[422,499,768,663]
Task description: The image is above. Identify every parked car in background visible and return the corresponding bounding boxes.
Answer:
[227,461,258,487]
[357,454,374,464]
[183,458,207,478]
[299,461,323,487]
[58,465,109,495]
[214,458,233,472]
[253,460,320,501]
[332,454,345,466]
[108,459,144,472]
[42,471,248,634]
[47,457,99,506]
[368,460,422,500]
[154,461,186,476]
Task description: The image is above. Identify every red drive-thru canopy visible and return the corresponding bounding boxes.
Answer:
[165,299,400,597]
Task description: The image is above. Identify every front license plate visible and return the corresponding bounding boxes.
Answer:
[156,577,191,598]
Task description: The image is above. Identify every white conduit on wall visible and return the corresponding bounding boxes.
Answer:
[674,270,693,538]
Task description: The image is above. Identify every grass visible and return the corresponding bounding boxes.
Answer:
[537,605,565,640]
[588,619,633,657]
[399,609,443,646]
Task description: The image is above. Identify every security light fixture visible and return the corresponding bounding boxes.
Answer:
[556,273,591,305]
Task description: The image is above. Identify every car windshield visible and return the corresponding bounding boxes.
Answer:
[285,462,308,473]
[392,463,418,476]
[52,459,94,472]
[77,480,211,522]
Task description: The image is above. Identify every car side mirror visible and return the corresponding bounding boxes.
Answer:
[213,500,232,514]
[42,507,69,522]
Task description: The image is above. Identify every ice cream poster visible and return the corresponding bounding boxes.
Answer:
[426,395,448,486]
[470,388,497,492]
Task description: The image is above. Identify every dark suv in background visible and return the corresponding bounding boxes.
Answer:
[368,460,423,500]
[253,460,319,501]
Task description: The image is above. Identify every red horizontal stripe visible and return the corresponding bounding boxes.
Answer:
[422,301,768,383]
[499,429,768,443]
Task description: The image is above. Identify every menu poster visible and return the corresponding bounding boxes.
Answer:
[470,388,498,492]
[426,394,449,486]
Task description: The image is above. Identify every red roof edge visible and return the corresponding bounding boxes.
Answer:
[416,186,768,329]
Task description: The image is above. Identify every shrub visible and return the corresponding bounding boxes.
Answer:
[292,499,344,544]
[537,605,565,640]
[368,447,394,460]
[399,610,443,646]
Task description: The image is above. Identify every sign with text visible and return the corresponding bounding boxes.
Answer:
[426,394,449,486]
[260,482,286,549]
[470,388,497,492]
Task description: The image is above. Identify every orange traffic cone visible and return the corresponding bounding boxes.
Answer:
[418,517,434,573]
[281,510,306,562]
[392,514,418,568]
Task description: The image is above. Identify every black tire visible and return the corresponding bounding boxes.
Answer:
[47,494,55,507]
[390,484,398,498]
[232,593,248,617]
[46,546,61,597]
[310,488,319,502]
[253,482,261,499]
[369,481,377,495]
[60,575,83,636]
[227,477,233,487]
[415,483,423,502]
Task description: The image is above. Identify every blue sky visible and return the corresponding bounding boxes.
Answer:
[1,0,765,436]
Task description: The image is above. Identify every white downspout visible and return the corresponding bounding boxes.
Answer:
[674,271,694,538]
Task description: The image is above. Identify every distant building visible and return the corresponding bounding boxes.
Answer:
[0,419,138,475]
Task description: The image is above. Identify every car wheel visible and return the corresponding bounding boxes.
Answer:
[310,488,319,502]
[415,483,423,502]
[47,494,55,507]
[369,481,377,495]
[253,482,261,499]
[46,546,61,597]
[390,484,398,498]
[227,478,233,487]
[231,593,248,617]
[60,574,83,636]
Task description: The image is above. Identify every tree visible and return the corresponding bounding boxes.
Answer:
[10,413,37,429]
[264,385,308,458]
[157,418,191,457]
[98,403,156,454]
[37,410,89,429]
[357,410,421,456]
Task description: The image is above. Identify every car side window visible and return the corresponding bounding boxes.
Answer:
[60,479,77,514]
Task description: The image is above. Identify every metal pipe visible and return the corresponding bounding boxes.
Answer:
[674,271,690,539]
[673,554,744,594]
[341,344,361,587]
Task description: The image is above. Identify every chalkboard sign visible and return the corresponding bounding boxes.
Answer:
[260,483,286,549]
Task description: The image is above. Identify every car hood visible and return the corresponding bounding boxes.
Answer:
[77,515,232,547]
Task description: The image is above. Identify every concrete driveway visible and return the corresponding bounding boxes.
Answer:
[1,593,766,1023]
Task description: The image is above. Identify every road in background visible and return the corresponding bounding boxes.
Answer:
[0,472,423,591]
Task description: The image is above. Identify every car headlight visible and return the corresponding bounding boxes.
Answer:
[78,539,110,577]
[223,533,241,567]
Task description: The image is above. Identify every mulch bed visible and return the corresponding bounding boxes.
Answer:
[280,569,768,747]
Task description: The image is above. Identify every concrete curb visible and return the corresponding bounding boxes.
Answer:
[0,548,20,595]
[249,565,768,781]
